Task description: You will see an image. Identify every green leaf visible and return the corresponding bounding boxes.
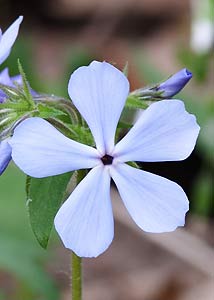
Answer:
[26,172,73,249]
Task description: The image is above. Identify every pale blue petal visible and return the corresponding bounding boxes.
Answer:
[0,139,12,174]
[9,117,100,178]
[54,165,113,257]
[0,50,10,65]
[0,67,34,98]
[68,61,129,155]
[0,68,22,86]
[0,68,11,85]
[0,16,23,65]
[0,68,15,102]
[0,68,10,101]
[111,163,189,233]
[113,100,200,162]
[11,74,22,85]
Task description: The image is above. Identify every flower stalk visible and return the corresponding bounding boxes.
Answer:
[71,252,82,300]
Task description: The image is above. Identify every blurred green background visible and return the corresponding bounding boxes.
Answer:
[0,0,213,299]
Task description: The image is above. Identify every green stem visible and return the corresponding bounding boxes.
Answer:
[71,252,82,300]
[71,170,86,300]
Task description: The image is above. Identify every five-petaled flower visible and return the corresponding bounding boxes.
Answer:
[9,61,200,257]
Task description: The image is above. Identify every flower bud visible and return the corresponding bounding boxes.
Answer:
[157,68,192,98]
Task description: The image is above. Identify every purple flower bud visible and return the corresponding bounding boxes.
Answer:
[157,69,192,98]
[0,139,12,175]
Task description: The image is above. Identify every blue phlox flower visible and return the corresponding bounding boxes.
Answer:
[9,61,200,257]
[0,16,23,65]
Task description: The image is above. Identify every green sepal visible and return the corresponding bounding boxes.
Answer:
[70,124,94,145]
[125,95,149,110]
[0,62,36,139]
[0,101,36,139]
[0,84,21,101]
[117,120,132,129]
[127,161,140,169]
[115,120,133,145]
[17,59,34,106]
[34,96,81,125]
[123,62,129,77]
[36,102,67,119]
[26,172,73,249]
[45,116,94,147]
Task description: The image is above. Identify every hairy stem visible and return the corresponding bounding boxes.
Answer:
[71,252,82,300]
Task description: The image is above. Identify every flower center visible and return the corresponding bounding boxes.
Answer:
[101,154,114,165]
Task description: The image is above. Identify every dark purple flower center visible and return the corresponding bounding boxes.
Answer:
[101,154,113,165]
